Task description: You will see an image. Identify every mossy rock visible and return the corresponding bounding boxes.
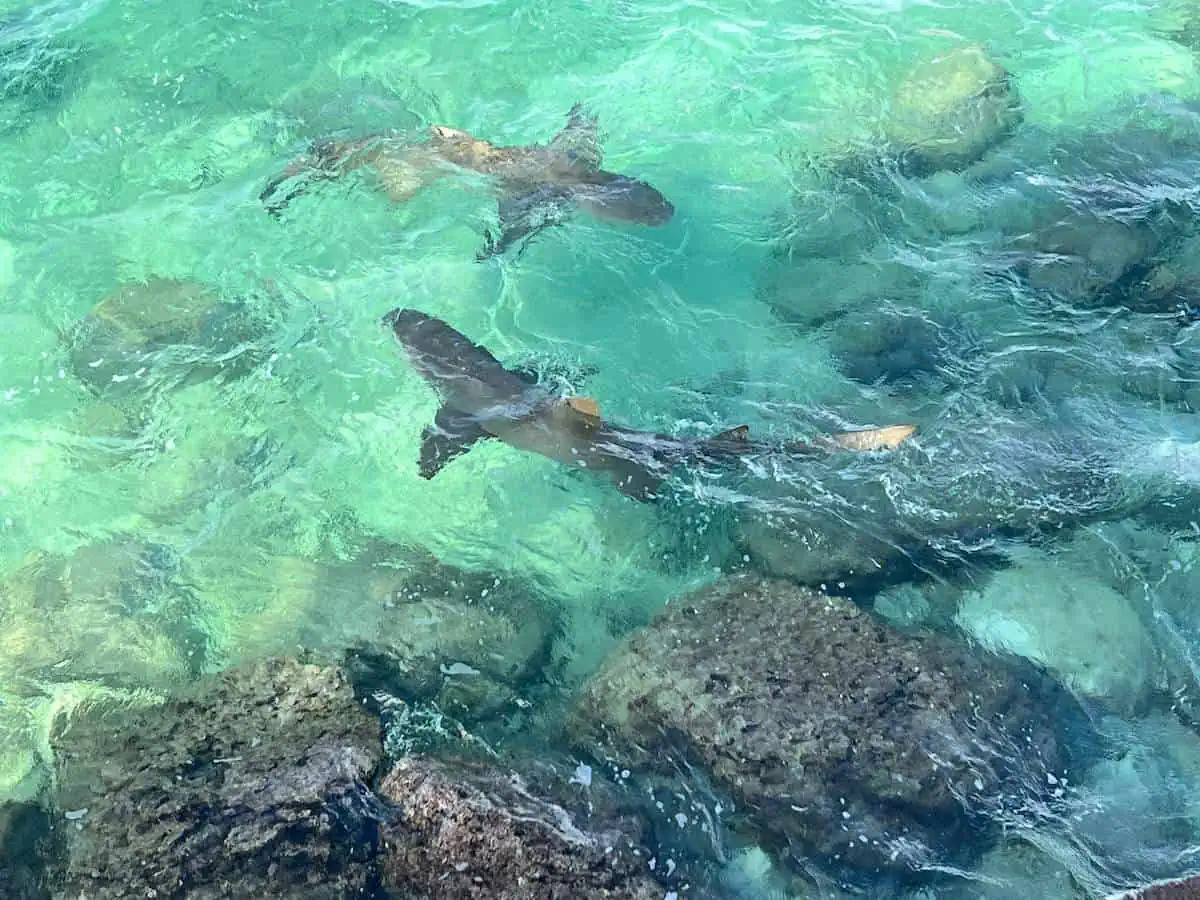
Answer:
[884,45,1023,176]
[66,278,268,400]
[49,657,383,899]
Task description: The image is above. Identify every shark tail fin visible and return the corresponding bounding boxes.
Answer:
[823,424,917,452]
[550,102,603,171]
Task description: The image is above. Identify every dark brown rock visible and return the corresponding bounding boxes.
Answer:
[378,755,662,900]
[1109,874,1200,899]
[49,657,383,899]
[567,574,1085,882]
[0,802,51,900]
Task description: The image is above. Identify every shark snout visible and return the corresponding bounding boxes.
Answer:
[576,175,675,226]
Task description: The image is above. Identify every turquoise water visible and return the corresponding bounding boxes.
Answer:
[4,0,1200,894]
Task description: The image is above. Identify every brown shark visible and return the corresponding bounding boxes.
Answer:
[261,104,675,259]
[384,307,916,501]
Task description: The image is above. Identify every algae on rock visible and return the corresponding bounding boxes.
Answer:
[48,657,383,899]
[568,574,1086,883]
[378,754,662,900]
[884,45,1022,176]
[954,548,1157,715]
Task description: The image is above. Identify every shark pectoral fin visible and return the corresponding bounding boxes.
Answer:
[477,187,573,260]
[260,156,320,216]
[823,424,917,452]
[418,407,492,479]
[565,396,601,417]
[260,138,371,215]
[711,425,751,443]
[550,102,603,172]
[610,466,664,503]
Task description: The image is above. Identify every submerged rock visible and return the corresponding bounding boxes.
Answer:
[1007,199,1192,308]
[736,512,905,591]
[0,537,201,688]
[567,574,1086,884]
[0,0,91,135]
[884,45,1023,176]
[828,305,953,388]
[267,544,552,725]
[66,277,269,400]
[359,554,549,716]
[48,657,383,899]
[1152,0,1200,51]
[1108,874,1200,899]
[0,802,51,900]
[1063,713,1200,890]
[954,549,1157,714]
[378,754,661,900]
[935,838,1086,900]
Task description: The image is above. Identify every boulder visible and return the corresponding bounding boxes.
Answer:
[954,550,1157,714]
[1107,874,1200,899]
[66,278,268,400]
[885,45,1022,176]
[0,538,200,688]
[0,802,51,900]
[48,657,383,899]
[378,754,662,899]
[567,574,1086,882]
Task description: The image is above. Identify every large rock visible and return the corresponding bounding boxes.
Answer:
[1108,874,1200,899]
[884,45,1022,176]
[48,657,383,899]
[567,574,1085,883]
[66,278,269,400]
[0,802,51,900]
[0,538,200,689]
[378,755,662,899]
[954,550,1157,714]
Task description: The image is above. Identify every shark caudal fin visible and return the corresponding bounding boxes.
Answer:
[823,424,917,451]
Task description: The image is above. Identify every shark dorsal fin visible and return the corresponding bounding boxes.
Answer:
[826,424,916,451]
[566,396,601,417]
[549,102,602,171]
[711,425,751,443]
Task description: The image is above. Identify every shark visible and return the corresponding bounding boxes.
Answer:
[383,307,917,501]
[260,104,675,259]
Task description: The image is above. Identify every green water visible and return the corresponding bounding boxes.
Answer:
[4,0,1200,894]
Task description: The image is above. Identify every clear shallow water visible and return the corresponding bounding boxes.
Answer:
[4,0,1200,895]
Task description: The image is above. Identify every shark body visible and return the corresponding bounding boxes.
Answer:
[261,104,674,259]
[384,307,916,501]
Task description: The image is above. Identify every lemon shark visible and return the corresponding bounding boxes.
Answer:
[261,104,674,259]
[384,307,916,501]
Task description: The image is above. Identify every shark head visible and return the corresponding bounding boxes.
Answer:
[573,173,675,226]
[384,307,531,413]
